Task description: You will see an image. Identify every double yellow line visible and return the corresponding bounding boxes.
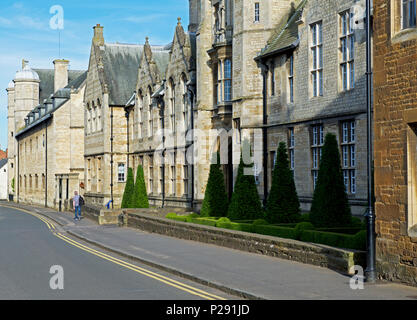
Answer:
[1,205,226,300]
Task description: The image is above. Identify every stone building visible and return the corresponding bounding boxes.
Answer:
[192,0,301,205]
[253,0,369,215]
[83,24,169,208]
[373,0,417,285]
[7,60,86,210]
[129,18,195,208]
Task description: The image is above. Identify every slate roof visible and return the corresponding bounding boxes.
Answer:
[34,69,86,102]
[0,158,7,169]
[257,0,307,60]
[152,48,171,79]
[102,43,144,106]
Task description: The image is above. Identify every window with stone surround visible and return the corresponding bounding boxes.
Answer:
[288,127,295,171]
[407,123,417,236]
[340,120,356,194]
[169,79,176,134]
[391,0,417,41]
[339,10,355,91]
[181,74,188,130]
[183,151,189,196]
[310,22,323,97]
[311,124,324,189]
[148,87,153,137]
[170,152,176,196]
[217,59,232,104]
[149,155,154,194]
[255,2,260,23]
[288,54,294,103]
[118,163,126,183]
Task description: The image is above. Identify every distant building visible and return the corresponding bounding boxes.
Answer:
[0,159,8,200]
[7,59,86,210]
[373,0,417,286]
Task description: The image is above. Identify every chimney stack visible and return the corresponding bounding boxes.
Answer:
[93,24,104,46]
[53,59,69,93]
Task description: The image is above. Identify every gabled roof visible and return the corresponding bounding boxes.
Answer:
[257,0,307,60]
[102,43,144,106]
[34,69,86,102]
[152,48,171,79]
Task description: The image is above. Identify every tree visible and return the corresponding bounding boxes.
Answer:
[265,142,301,223]
[121,167,135,209]
[132,165,149,208]
[310,133,352,227]
[227,140,263,221]
[200,153,229,217]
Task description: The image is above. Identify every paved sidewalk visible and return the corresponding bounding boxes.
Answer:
[4,202,417,300]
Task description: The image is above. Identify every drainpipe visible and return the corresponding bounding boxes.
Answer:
[45,121,48,208]
[17,138,19,203]
[365,0,376,283]
[125,108,130,170]
[110,106,114,209]
[258,61,269,207]
[160,98,166,208]
[187,80,196,211]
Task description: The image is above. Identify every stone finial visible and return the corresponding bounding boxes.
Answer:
[22,59,29,69]
[177,17,182,25]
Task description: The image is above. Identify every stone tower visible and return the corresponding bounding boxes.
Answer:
[188,0,201,33]
[13,60,40,132]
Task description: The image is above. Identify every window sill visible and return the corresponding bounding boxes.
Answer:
[391,27,417,44]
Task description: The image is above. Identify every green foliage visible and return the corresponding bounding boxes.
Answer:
[121,168,135,209]
[200,153,229,217]
[310,133,352,228]
[166,213,178,219]
[11,178,15,193]
[299,213,310,222]
[299,229,366,250]
[294,222,315,237]
[132,165,149,208]
[189,218,218,227]
[350,217,364,228]
[227,141,264,221]
[218,222,254,233]
[253,225,298,239]
[265,142,301,223]
[252,219,269,226]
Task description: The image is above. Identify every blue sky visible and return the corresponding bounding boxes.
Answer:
[0,0,189,150]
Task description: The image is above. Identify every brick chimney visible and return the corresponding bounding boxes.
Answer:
[53,59,69,92]
[93,24,104,46]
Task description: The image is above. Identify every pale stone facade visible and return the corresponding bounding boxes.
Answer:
[255,0,369,215]
[7,59,86,210]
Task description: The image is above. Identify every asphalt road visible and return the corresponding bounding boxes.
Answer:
[0,206,233,300]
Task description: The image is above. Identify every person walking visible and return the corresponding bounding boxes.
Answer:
[73,191,81,221]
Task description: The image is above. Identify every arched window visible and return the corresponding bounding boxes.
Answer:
[138,90,144,139]
[181,74,188,130]
[148,87,153,137]
[169,79,176,133]
[97,99,102,131]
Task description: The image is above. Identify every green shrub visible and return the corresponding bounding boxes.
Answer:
[252,219,269,226]
[294,222,315,239]
[165,213,178,219]
[216,217,231,228]
[299,229,366,250]
[316,227,363,235]
[132,165,149,208]
[350,217,364,228]
[265,142,301,223]
[190,218,218,227]
[185,213,200,222]
[253,225,297,240]
[219,222,254,233]
[121,168,135,209]
[227,140,264,221]
[310,133,352,228]
[201,153,229,217]
[299,213,310,222]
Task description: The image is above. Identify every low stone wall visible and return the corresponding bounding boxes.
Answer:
[126,212,366,275]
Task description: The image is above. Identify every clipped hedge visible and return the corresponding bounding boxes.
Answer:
[299,229,366,250]
[165,212,366,250]
[253,225,298,240]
